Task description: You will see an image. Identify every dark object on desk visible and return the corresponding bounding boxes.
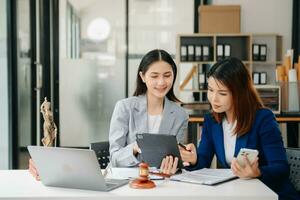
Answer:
[90,141,110,169]
[136,133,183,169]
[130,162,156,189]
[286,148,300,192]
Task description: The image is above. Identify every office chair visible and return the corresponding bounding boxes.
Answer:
[90,141,110,169]
[286,148,300,192]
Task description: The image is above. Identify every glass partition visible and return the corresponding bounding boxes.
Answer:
[59,0,126,146]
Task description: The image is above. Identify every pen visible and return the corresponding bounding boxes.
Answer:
[178,143,191,152]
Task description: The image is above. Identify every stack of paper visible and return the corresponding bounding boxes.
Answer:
[171,168,237,185]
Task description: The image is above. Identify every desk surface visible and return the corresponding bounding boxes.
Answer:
[0,170,277,200]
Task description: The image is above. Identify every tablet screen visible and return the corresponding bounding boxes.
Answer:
[136,133,183,169]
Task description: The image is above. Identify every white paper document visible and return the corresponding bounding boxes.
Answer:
[171,168,237,185]
[105,167,164,180]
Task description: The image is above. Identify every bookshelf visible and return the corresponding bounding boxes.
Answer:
[176,33,283,105]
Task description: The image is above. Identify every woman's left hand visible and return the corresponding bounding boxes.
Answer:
[160,156,178,175]
[231,156,261,179]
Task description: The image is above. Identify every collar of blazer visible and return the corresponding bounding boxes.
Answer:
[133,95,176,134]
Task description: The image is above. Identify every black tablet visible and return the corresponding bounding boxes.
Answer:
[136,133,183,169]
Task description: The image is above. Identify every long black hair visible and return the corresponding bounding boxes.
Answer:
[133,49,180,102]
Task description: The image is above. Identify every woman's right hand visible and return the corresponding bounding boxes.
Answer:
[179,143,197,166]
[28,158,40,181]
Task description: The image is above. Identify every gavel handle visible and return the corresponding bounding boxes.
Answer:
[149,171,171,178]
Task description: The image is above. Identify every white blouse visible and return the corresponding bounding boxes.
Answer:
[222,118,237,165]
[148,114,162,133]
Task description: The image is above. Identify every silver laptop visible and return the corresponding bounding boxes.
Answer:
[27,146,128,191]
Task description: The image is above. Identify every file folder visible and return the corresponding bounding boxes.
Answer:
[199,73,206,89]
[253,72,260,84]
[260,72,267,84]
[224,44,231,58]
[180,45,187,61]
[217,44,223,61]
[259,44,267,61]
[202,45,210,61]
[252,44,260,61]
[195,45,202,61]
[188,45,195,61]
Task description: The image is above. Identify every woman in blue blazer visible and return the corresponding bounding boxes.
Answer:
[163,57,299,200]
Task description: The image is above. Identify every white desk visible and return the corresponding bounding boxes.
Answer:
[0,170,277,200]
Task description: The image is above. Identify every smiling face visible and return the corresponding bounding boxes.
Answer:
[139,60,174,100]
[207,77,233,116]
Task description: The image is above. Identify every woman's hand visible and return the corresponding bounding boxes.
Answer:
[179,143,197,166]
[133,142,141,156]
[28,159,40,181]
[231,156,261,179]
[160,156,178,175]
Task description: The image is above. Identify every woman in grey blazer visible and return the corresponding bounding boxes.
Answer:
[109,49,188,167]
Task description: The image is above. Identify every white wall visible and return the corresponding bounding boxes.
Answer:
[0,0,10,169]
[212,0,293,52]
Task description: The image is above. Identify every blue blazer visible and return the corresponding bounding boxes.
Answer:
[188,108,299,200]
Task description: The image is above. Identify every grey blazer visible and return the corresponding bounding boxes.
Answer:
[109,95,188,167]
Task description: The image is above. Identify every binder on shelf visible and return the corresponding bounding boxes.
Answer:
[180,45,187,61]
[252,44,260,61]
[193,69,199,90]
[253,72,260,84]
[198,73,206,90]
[188,45,195,61]
[224,44,231,58]
[260,72,267,84]
[193,92,200,101]
[260,44,267,61]
[216,44,223,61]
[195,45,202,61]
[202,45,210,61]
